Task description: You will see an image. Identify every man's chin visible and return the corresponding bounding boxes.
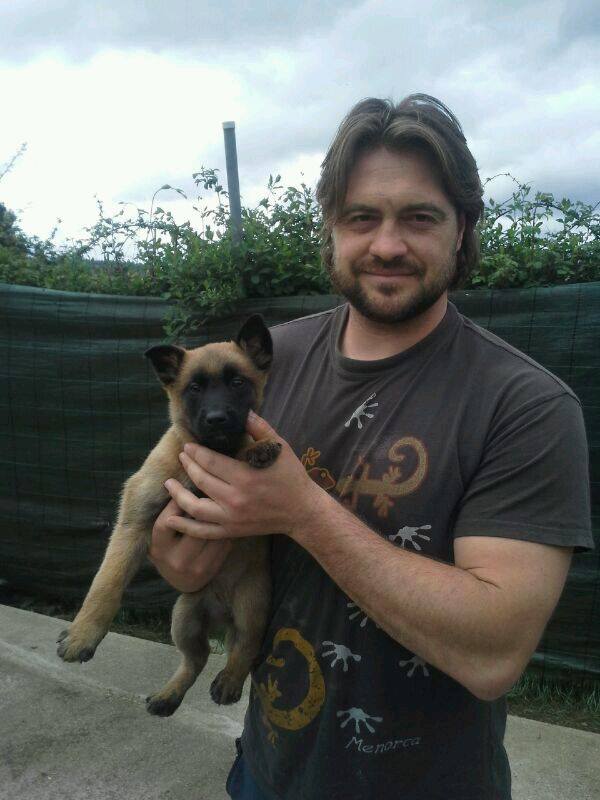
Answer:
[344,284,434,325]
[332,268,452,325]
[330,253,457,325]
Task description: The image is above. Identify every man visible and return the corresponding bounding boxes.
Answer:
[149,95,593,799]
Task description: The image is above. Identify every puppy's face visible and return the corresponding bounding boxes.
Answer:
[178,350,260,455]
[145,315,272,456]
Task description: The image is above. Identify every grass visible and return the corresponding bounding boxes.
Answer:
[1,585,597,733]
[507,672,599,734]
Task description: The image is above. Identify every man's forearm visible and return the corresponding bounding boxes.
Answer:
[292,490,519,701]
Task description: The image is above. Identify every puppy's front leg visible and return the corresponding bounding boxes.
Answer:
[57,477,166,663]
[57,523,148,662]
[242,438,282,469]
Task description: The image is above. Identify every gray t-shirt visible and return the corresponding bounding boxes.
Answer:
[241,301,593,800]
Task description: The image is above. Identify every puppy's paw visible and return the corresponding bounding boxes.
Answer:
[145,691,182,717]
[210,670,244,705]
[56,624,104,663]
[245,440,282,470]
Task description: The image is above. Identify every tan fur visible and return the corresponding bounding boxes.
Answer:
[57,334,279,715]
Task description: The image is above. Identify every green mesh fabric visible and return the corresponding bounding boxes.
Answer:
[1,282,598,681]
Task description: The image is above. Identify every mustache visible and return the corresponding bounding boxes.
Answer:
[354,257,424,275]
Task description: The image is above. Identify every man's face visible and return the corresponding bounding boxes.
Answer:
[330,147,465,325]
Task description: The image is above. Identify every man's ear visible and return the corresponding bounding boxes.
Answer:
[236,314,273,371]
[144,344,186,385]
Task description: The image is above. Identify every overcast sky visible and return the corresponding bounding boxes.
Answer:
[1,0,598,246]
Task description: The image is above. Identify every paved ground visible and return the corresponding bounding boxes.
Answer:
[1,604,598,800]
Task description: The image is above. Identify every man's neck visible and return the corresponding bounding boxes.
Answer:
[340,294,448,361]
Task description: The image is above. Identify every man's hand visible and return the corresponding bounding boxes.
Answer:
[148,498,233,593]
[163,411,324,541]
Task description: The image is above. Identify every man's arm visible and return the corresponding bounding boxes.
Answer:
[292,490,572,701]
[162,412,574,702]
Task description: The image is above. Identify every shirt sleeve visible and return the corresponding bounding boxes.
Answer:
[453,392,594,552]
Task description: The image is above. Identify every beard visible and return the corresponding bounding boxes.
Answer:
[328,251,457,325]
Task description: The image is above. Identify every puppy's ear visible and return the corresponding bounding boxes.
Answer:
[236,314,273,371]
[144,344,186,385]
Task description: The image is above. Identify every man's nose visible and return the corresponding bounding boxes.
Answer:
[368,221,409,262]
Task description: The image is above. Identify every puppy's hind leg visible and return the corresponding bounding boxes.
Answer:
[210,573,270,705]
[146,592,210,717]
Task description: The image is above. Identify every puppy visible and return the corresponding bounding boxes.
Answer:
[57,314,280,715]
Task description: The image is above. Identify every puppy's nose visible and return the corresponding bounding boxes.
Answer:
[205,410,228,428]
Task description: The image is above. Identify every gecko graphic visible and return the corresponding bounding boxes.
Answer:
[347,601,372,628]
[301,447,336,490]
[388,524,432,550]
[398,654,430,678]
[337,707,383,734]
[345,393,378,429]
[301,437,429,521]
[254,628,326,745]
[322,641,362,672]
[346,601,381,630]
[336,437,428,518]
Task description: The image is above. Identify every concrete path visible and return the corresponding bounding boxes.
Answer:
[1,604,598,800]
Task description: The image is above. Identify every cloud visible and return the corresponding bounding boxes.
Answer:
[1,0,598,245]
[0,0,362,62]
[558,0,600,43]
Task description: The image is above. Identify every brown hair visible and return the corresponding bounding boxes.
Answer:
[316,94,484,287]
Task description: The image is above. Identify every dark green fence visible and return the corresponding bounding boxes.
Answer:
[0,282,598,682]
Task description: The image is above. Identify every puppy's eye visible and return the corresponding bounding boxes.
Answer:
[189,382,201,393]
[231,377,245,387]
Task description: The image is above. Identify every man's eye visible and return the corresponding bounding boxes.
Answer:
[412,214,435,224]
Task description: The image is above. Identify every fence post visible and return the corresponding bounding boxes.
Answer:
[222,121,242,244]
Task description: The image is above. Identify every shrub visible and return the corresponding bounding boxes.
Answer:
[1,168,598,336]
[472,175,600,289]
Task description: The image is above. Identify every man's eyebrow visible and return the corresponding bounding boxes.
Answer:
[340,203,378,215]
[339,202,448,219]
[403,202,448,219]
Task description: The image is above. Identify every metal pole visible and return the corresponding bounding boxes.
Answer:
[222,121,242,243]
